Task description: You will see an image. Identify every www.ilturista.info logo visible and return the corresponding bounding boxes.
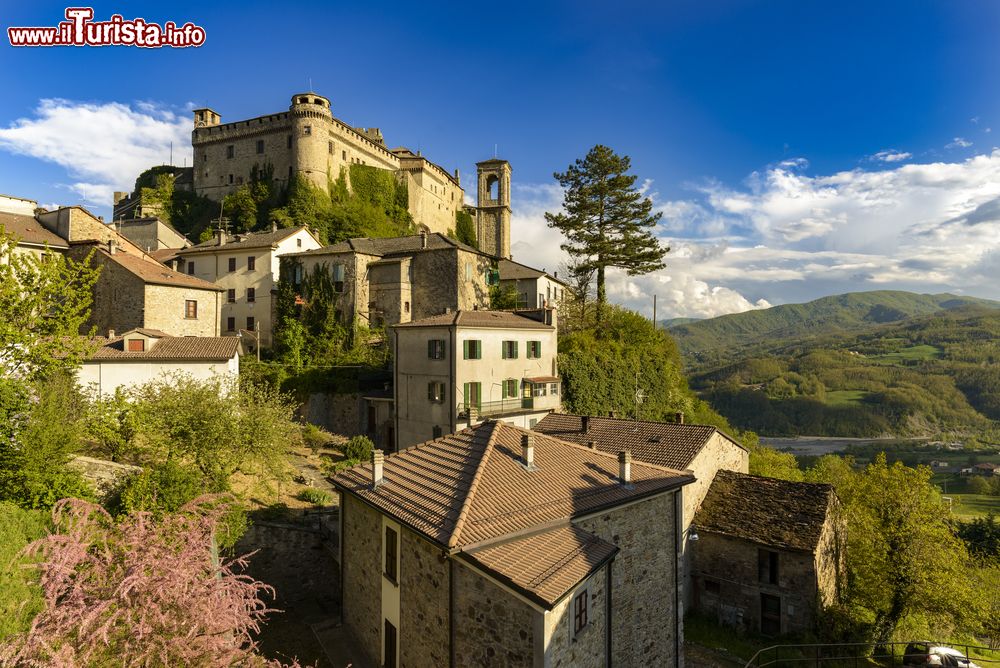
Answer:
[7,8,206,48]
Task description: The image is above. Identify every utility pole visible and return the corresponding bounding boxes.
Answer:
[652,294,657,328]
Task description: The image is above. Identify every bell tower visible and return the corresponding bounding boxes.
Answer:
[475,159,511,258]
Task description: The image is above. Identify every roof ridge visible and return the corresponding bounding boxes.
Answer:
[447,421,500,549]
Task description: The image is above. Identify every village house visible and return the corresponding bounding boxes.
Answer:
[331,420,695,668]
[78,328,242,396]
[392,309,560,450]
[0,194,68,260]
[691,470,845,635]
[282,232,495,330]
[113,216,192,252]
[532,413,748,608]
[176,225,322,348]
[498,258,569,309]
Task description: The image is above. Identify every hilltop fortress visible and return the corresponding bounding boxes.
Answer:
[187,92,511,257]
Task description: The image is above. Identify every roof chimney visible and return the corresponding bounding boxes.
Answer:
[618,450,632,485]
[271,220,278,233]
[217,228,226,246]
[107,239,116,255]
[371,449,385,489]
[582,415,590,433]
[675,412,684,425]
[420,230,428,249]
[108,329,115,339]
[522,433,538,471]
[588,440,597,449]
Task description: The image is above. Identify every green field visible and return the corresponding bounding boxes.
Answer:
[947,493,1000,518]
[870,344,942,365]
[824,390,871,406]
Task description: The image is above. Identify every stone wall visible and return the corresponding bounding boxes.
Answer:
[341,495,382,667]
[144,284,221,337]
[544,565,608,668]
[399,529,450,667]
[692,531,819,635]
[301,392,363,436]
[72,247,145,335]
[452,560,537,667]
[814,499,846,609]
[68,455,140,501]
[575,490,681,668]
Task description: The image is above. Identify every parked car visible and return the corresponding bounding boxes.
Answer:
[903,642,982,668]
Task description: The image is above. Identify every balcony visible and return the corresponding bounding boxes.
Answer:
[458,398,536,418]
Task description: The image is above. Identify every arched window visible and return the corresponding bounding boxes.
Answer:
[486,175,499,201]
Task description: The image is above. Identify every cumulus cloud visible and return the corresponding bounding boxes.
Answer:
[870,149,912,163]
[947,137,973,149]
[510,151,1000,319]
[0,98,190,206]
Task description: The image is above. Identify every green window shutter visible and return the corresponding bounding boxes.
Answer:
[501,342,507,359]
[474,382,481,408]
[513,341,518,359]
[427,383,434,401]
[463,382,469,406]
[428,340,435,358]
[463,340,469,359]
[537,341,541,357]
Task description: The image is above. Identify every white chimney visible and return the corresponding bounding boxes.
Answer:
[522,433,537,471]
[217,228,226,246]
[675,412,684,424]
[107,239,116,255]
[420,230,428,249]
[619,450,632,485]
[582,415,590,433]
[108,329,115,339]
[372,449,385,489]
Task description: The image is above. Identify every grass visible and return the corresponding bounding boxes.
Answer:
[824,390,871,406]
[948,493,1000,519]
[870,344,942,365]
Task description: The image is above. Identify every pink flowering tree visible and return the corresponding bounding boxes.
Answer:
[0,496,304,667]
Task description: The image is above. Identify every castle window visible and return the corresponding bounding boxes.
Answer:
[298,96,308,104]
[328,141,334,154]
[226,145,234,159]
[303,125,312,136]
[287,135,292,149]
[256,140,264,154]
[342,150,346,160]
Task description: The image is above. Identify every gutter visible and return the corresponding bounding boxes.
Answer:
[606,557,613,668]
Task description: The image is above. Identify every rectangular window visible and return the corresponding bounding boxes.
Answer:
[527,341,542,359]
[383,619,397,668]
[432,425,443,439]
[246,316,255,331]
[228,174,234,184]
[227,288,236,303]
[187,262,195,275]
[332,263,345,292]
[328,140,334,154]
[758,549,779,585]
[247,255,256,271]
[287,135,292,149]
[226,144,234,159]
[573,588,589,635]
[226,317,235,332]
[256,139,264,154]
[463,340,482,360]
[428,339,446,359]
[502,379,518,399]
[550,383,559,396]
[247,287,256,303]
[228,257,237,272]
[427,382,445,403]
[126,339,145,352]
[761,594,781,636]
[384,526,398,582]
[501,340,518,359]
[185,300,198,319]
[463,382,482,410]
[342,150,347,160]
[532,383,547,397]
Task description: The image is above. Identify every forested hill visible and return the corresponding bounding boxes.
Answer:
[689,306,1000,439]
[670,290,1000,371]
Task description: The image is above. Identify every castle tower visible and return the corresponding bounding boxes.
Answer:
[289,92,333,191]
[475,159,511,258]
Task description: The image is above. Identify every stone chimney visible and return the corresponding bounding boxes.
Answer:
[420,230,428,249]
[618,450,632,485]
[675,412,684,425]
[371,449,385,489]
[108,329,115,339]
[106,239,116,255]
[467,405,478,424]
[522,433,537,471]
[587,440,597,449]
[582,415,590,433]
[271,220,278,233]
[217,228,226,246]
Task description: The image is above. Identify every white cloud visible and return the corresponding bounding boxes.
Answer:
[870,149,912,163]
[947,137,973,149]
[0,98,190,206]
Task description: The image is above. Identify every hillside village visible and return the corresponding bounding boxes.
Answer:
[1,90,997,667]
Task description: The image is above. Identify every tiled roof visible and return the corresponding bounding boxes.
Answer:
[289,232,480,258]
[149,248,182,263]
[87,333,241,361]
[499,258,569,286]
[332,420,693,551]
[693,470,836,553]
[533,413,740,470]
[462,525,617,607]
[102,249,224,291]
[393,310,554,330]
[0,212,68,248]
[180,226,309,254]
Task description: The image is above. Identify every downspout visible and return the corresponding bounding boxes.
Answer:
[606,557,613,668]
[449,558,455,668]
[450,325,457,434]
[393,329,399,452]
[338,492,345,615]
[674,489,682,668]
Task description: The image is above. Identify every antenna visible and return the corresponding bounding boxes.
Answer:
[169,141,173,166]
[494,143,498,158]
[308,76,313,91]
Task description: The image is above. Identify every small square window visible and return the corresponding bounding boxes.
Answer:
[126,338,145,352]
[246,316,255,331]
[185,300,198,319]
[428,340,446,359]
[247,256,256,271]
[256,139,264,154]
[227,288,236,303]
[228,257,236,272]
[247,287,255,303]
[303,125,312,136]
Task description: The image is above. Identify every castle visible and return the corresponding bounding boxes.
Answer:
[185,92,511,257]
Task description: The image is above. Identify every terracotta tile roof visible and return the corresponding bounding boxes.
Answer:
[332,420,693,551]
[289,232,480,258]
[0,212,68,248]
[103,249,224,291]
[499,258,569,286]
[462,525,617,607]
[149,248,182,263]
[693,470,836,552]
[180,226,309,254]
[393,310,554,330]
[87,333,241,361]
[533,413,741,470]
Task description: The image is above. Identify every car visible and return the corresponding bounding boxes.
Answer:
[903,642,982,668]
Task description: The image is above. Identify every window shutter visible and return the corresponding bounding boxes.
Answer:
[463,382,470,406]
[537,341,541,357]
[427,383,434,401]
[513,341,518,358]
[501,342,508,359]
[463,340,469,359]
[428,340,435,358]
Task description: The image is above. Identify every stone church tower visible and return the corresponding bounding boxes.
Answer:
[475,159,511,258]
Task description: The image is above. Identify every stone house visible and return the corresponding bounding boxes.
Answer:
[0,195,68,260]
[331,420,695,668]
[532,413,748,608]
[498,258,569,309]
[113,216,191,252]
[691,470,845,636]
[283,232,495,331]
[393,309,561,450]
[78,328,241,396]
[177,226,321,348]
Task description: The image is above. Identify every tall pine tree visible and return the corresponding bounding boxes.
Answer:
[545,145,667,322]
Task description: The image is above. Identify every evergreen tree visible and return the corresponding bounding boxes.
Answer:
[545,145,667,322]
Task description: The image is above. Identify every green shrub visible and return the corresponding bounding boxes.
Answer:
[0,502,49,641]
[118,460,206,515]
[296,488,332,506]
[342,435,374,462]
[302,423,334,451]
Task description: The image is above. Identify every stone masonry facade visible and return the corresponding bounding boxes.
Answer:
[452,562,536,667]
[398,525,450,667]
[544,564,608,668]
[340,495,382,667]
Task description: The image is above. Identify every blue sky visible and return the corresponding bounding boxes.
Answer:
[2,1,1000,317]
